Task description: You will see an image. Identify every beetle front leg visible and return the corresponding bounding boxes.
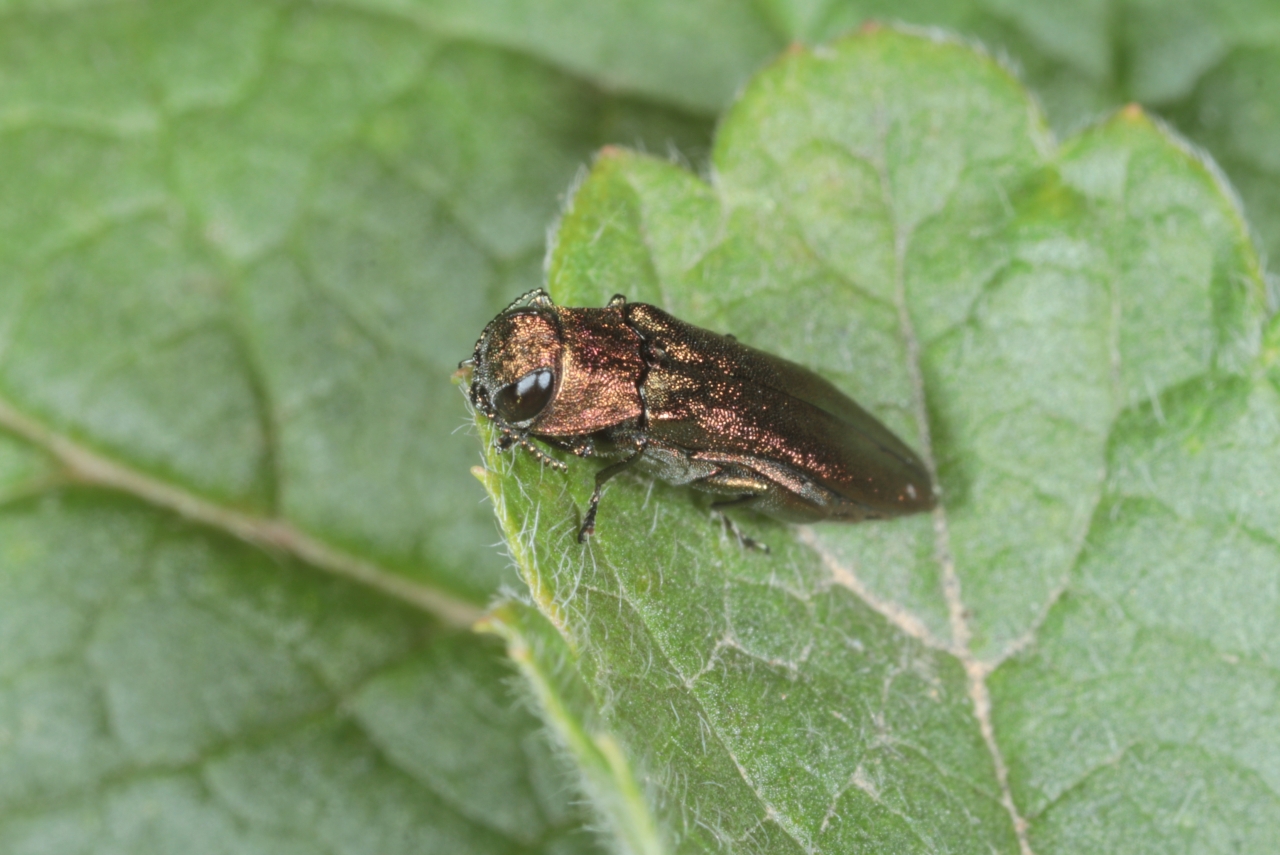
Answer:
[578,440,645,543]
[556,435,597,458]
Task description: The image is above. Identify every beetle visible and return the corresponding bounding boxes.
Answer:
[461,288,936,544]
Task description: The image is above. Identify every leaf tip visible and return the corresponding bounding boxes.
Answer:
[1120,102,1146,123]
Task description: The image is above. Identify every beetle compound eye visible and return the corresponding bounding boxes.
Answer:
[492,368,554,423]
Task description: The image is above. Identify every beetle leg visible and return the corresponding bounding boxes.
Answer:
[578,440,645,543]
[607,293,627,307]
[685,469,781,552]
[707,494,769,552]
[719,513,769,553]
[552,434,597,458]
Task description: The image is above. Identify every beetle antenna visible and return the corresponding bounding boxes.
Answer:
[517,436,567,471]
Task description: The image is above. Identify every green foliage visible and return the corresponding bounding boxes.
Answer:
[2,1,1278,853]
[0,2,701,851]
[479,30,1276,852]
[0,486,596,853]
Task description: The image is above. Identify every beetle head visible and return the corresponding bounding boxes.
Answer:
[467,289,563,439]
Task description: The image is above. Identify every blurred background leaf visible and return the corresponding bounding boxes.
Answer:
[0,0,1276,852]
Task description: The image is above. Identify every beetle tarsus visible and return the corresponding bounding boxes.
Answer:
[577,506,597,543]
[712,496,770,553]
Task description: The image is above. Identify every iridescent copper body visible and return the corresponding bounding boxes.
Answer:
[463,289,936,542]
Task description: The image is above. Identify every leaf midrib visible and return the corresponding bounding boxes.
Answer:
[0,394,483,627]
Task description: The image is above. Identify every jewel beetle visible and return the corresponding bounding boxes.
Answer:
[461,289,936,543]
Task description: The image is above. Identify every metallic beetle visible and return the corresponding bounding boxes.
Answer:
[461,289,936,543]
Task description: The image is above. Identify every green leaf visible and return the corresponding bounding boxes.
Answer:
[0,2,715,849]
[1161,37,1280,281]
[481,603,664,855]
[385,0,1280,292]
[6,1,1280,852]
[323,0,1280,287]
[479,30,1276,852]
[0,485,596,854]
[0,0,709,604]
[344,0,783,114]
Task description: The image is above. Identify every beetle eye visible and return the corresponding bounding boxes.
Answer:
[492,369,555,423]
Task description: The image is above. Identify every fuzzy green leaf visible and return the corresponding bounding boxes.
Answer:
[5,1,1280,852]
[480,30,1276,853]
[0,2,713,850]
[0,481,596,854]
[0,0,710,605]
